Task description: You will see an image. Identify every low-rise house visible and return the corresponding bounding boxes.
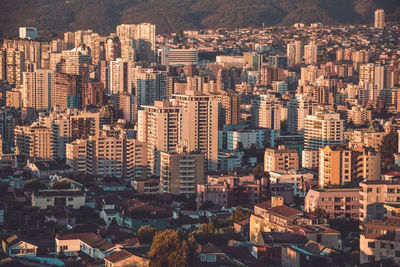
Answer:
[197,175,269,208]
[115,199,173,230]
[195,243,257,266]
[133,179,159,195]
[104,249,149,267]
[269,170,315,197]
[360,217,400,264]
[55,232,117,260]
[281,243,334,267]
[32,189,85,209]
[304,188,360,219]
[250,197,331,246]
[270,182,294,204]
[25,160,72,179]
[1,235,37,257]
[44,206,77,226]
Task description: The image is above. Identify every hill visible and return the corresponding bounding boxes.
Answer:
[0,0,399,38]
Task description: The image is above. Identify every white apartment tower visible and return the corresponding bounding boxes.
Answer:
[137,101,181,176]
[304,113,345,150]
[304,41,318,65]
[374,9,385,28]
[172,91,219,171]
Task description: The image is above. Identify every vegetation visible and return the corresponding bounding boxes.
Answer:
[1,0,400,38]
[191,223,227,246]
[379,128,398,169]
[148,229,194,267]
[226,206,251,226]
[137,225,159,244]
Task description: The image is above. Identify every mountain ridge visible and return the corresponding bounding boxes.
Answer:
[0,0,399,38]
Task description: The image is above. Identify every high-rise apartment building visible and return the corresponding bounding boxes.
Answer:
[359,180,400,222]
[0,50,6,80]
[304,113,345,150]
[138,101,181,175]
[264,145,299,173]
[109,59,132,95]
[304,41,318,65]
[173,91,219,171]
[133,68,167,111]
[215,92,240,127]
[160,148,205,194]
[105,36,121,62]
[116,23,156,61]
[66,133,147,179]
[287,40,301,67]
[288,94,317,134]
[14,122,53,159]
[22,69,55,110]
[374,9,385,28]
[161,48,199,66]
[6,48,25,86]
[53,72,85,110]
[319,145,352,188]
[258,94,282,130]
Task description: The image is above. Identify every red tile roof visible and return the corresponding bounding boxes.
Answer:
[104,250,133,263]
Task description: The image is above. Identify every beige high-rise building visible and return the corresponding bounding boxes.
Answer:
[109,58,132,95]
[6,48,25,86]
[52,72,85,110]
[359,180,400,222]
[22,69,55,110]
[62,47,90,76]
[0,50,6,80]
[304,41,318,65]
[374,9,385,28]
[133,67,167,111]
[264,145,299,173]
[288,94,317,134]
[116,23,156,61]
[352,146,381,181]
[299,65,319,85]
[6,89,22,108]
[319,145,352,188]
[214,92,240,126]
[14,122,53,159]
[347,106,372,125]
[287,40,301,67]
[173,91,219,171]
[66,132,147,179]
[304,113,344,150]
[258,94,282,130]
[160,148,205,194]
[120,37,135,63]
[138,101,181,175]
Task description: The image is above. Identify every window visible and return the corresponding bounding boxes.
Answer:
[396,251,400,257]
[381,242,387,249]
[10,249,20,255]
[367,255,375,262]
[368,242,375,248]
[200,255,206,261]
[61,246,68,250]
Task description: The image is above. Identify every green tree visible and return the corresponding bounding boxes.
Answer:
[311,207,329,219]
[226,206,251,226]
[149,229,190,267]
[379,129,398,169]
[137,225,159,244]
[191,223,227,246]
